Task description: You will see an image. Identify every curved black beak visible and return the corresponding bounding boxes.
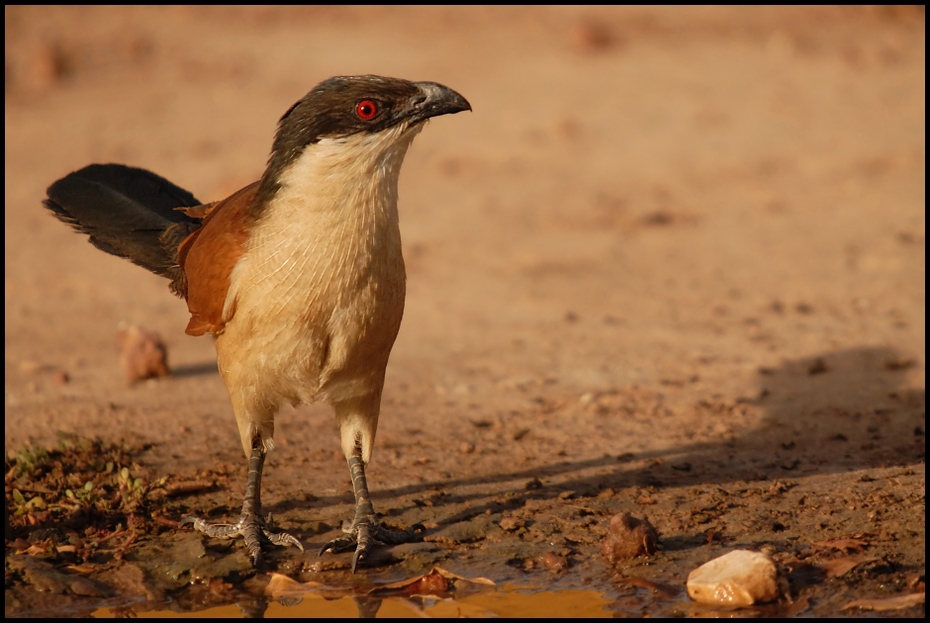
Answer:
[406,81,472,124]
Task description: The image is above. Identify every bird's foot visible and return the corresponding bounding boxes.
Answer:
[181,512,304,566]
[318,515,424,572]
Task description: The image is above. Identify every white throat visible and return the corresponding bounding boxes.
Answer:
[223,122,423,323]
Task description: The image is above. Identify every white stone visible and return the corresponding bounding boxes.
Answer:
[687,549,779,607]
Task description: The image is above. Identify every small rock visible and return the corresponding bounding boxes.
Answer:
[687,549,779,607]
[69,575,110,597]
[602,512,659,563]
[512,428,530,441]
[570,19,616,53]
[17,40,69,92]
[499,516,526,532]
[8,554,109,595]
[116,325,170,384]
[807,357,829,375]
[50,370,70,384]
[541,551,568,572]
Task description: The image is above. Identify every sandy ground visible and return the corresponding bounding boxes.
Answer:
[5,6,925,617]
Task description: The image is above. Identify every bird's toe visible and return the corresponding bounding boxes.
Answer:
[182,511,303,566]
[319,516,424,572]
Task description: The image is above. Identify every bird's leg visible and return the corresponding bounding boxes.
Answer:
[181,437,304,566]
[319,452,424,572]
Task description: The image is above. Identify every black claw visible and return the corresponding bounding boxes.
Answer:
[318,534,354,556]
[331,455,423,572]
[319,517,423,571]
[351,548,366,574]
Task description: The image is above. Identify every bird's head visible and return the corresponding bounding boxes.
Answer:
[256,75,470,209]
[279,75,470,140]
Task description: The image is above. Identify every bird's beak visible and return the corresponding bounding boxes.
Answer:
[406,82,472,125]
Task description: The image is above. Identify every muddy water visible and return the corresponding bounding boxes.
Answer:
[92,586,615,618]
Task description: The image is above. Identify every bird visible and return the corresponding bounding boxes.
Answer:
[41,75,471,571]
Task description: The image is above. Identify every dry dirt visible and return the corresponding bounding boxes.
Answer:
[4,6,925,617]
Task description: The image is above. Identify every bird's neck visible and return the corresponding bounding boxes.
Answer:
[243,124,422,293]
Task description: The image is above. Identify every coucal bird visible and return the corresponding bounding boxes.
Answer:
[42,75,471,570]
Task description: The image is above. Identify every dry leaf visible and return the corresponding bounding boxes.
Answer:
[66,563,99,574]
[811,537,869,553]
[816,555,879,578]
[374,571,450,597]
[842,592,925,612]
[368,567,495,598]
[24,543,49,556]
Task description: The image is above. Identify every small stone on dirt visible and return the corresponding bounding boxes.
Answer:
[116,325,170,384]
[602,512,659,563]
[541,551,569,572]
[499,516,526,532]
[686,549,779,607]
[50,370,70,384]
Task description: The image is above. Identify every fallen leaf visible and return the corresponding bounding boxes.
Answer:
[24,543,49,556]
[369,567,495,598]
[842,592,925,612]
[811,537,869,553]
[165,480,217,497]
[66,563,99,574]
[816,555,879,578]
[377,571,449,597]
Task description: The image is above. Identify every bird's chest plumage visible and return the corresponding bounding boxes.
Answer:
[218,204,406,405]
[214,139,410,407]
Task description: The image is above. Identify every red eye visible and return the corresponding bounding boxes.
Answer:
[356,100,378,120]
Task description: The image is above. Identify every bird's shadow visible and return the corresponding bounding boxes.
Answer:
[345,345,924,530]
[171,361,219,378]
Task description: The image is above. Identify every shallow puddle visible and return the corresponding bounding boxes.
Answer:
[91,585,614,618]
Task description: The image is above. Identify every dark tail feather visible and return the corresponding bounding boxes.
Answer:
[43,164,203,279]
